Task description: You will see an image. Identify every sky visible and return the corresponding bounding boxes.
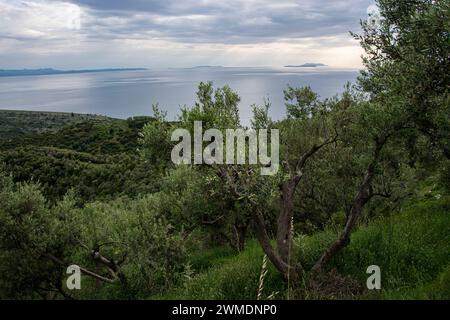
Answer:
[0,0,375,69]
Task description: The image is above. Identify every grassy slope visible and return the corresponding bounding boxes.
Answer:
[304,196,450,299]
[155,196,450,300]
[153,241,286,300]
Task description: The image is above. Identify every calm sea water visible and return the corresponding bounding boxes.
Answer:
[0,67,358,124]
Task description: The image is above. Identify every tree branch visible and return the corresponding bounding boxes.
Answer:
[312,135,388,272]
[295,133,339,173]
[42,253,118,284]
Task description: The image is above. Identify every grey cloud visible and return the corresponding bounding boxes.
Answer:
[67,0,373,44]
[0,0,374,69]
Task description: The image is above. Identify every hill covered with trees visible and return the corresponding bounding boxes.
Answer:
[0,110,111,139]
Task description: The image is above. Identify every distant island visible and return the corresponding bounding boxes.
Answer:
[284,63,327,68]
[192,65,224,69]
[0,68,147,77]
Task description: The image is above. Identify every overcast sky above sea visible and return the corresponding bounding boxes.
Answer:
[0,0,375,69]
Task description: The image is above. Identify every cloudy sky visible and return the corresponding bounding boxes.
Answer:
[0,0,375,69]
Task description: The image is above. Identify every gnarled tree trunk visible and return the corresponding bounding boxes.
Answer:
[313,136,388,272]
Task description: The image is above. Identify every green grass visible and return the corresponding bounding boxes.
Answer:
[153,241,286,300]
[187,246,236,273]
[298,195,450,299]
[154,196,450,300]
[382,265,450,300]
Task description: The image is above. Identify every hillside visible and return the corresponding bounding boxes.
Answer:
[0,110,112,139]
[0,114,151,154]
[0,112,157,202]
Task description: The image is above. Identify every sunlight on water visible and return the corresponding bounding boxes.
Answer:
[0,67,358,124]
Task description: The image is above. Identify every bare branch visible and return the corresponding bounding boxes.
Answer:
[42,253,118,284]
[295,134,339,173]
[202,215,225,225]
[312,135,389,272]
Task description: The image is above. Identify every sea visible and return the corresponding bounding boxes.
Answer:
[0,67,359,124]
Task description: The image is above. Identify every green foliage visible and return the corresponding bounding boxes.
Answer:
[0,117,150,154]
[1,146,158,203]
[0,116,158,202]
[0,169,186,299]
[140,82,263,251]
[354,0,450,158]
[154,241,285,300]
[154,196,449,300]
[0,110,110,139]
[438,160,450,192]
[383,265,450,300]
[284,86,319,119]
[138,104,174,170]
[179,81,241,130]
[296,196,450,299]
[251,99,273,129]
[0,173,75,299]
[186,246,236,273]
[157,166,214,232]
[73,196,186,298]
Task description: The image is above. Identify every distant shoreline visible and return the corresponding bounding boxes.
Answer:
[0,68,147,78]
[0,109,112,117]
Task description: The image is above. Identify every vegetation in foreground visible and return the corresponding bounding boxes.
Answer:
[156,194,450,300]
[0,0,448,300]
